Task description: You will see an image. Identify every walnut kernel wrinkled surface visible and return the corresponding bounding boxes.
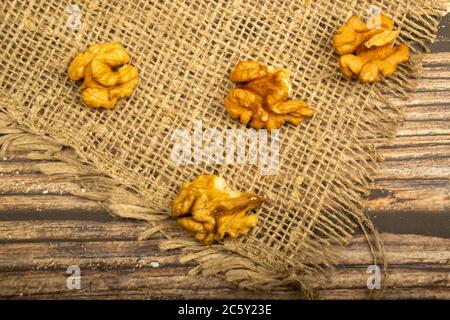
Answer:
[332,14,409,83]
[171,175,263,245]
[68,42,139,109]
[225,61,314,130]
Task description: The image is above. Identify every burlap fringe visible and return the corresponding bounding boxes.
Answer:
[0,109,172,235]
[0,108,316,296]
[0,107,338,297]
[0,2,445,298]
[0,101,315,295]
[0,110,404,299]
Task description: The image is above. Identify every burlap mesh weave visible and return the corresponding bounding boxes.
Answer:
[0,0,444,292]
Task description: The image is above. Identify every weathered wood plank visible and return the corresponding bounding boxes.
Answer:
[377,158,450,180]
[0,267,448,299]
[421,66,450,78]
[319,288,450,299]
[368,180,450,213]
[415,78,450,91]
[394,124,450,137]
[381,145,450,161]
[390,90,450,107]
[6,288,303,300]
[0,232,447,270]
[0,174,87,195]
[0,220,151,242]
[0,195,102,214]
[402,107,450,122]
[422,52,450,65]
[13,288,450,300]
[0,189,448,233]
[377,134,450,148]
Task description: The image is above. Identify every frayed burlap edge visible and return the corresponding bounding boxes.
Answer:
[0,5,445,298]
[0,93,380,299]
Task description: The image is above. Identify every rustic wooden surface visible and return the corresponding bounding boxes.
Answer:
[0,14,449,300]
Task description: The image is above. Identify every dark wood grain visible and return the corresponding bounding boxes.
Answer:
[0,13,449,300]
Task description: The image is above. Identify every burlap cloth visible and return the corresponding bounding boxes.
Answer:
[0,0,444,296]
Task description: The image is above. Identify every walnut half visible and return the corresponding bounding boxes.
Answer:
[171,175,263,244]
[225,61,314,130]
[332,14,409,83]
[68,42,139,109]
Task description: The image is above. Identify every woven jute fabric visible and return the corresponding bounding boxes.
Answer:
[0,0,444,293]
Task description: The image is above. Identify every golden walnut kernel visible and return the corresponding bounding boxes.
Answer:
[340,44,409,83]
[332,14,409,83]
[68,42,139,109]
[171,175,263,245]
[332,16,384,56]
[225,61,314,130]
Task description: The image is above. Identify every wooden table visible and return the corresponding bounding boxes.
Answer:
[0,15,449,300]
